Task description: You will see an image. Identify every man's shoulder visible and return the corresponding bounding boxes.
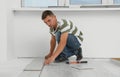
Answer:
[58,19,73,29]
[58,19,72,24]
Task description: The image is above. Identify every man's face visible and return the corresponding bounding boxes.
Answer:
[43,15,57,28]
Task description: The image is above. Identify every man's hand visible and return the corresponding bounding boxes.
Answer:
[44,56,55,65]
[45,53,52,59]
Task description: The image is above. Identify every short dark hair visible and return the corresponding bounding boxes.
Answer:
[41,10,54,20]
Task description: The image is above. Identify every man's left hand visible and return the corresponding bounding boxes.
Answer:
[44,56,55,65]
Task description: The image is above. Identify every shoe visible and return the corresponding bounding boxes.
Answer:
[59,57,68,62]
[55,54,68,63]
[55,57,68,63]
[76,48,83,61]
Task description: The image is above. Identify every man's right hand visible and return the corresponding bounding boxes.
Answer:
[45,53,52,59]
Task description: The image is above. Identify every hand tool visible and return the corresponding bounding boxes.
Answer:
[66,60,87,64]
[71,66,94,70]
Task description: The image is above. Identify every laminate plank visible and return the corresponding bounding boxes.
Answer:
[18,71,40,77]
[24,58,44,71]
[40,59,120,77]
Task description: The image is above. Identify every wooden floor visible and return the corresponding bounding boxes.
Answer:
[18,58,120,77]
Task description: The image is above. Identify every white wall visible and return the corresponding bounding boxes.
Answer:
[0,0,7,63]
[7,0,16,61]
[0,1,119,64]
[13,10,120,58]
[0,0,15,63]
[14,11,50,57]
[4,0,120,59]
[0,0,19,63]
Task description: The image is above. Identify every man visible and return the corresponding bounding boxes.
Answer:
[41,10,83,65]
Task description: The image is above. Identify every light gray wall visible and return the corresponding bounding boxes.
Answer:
[13,11,120,58]
[7,0,16,61]
[0,0,7,63]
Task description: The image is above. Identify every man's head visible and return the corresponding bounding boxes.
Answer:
[42,10,57,28]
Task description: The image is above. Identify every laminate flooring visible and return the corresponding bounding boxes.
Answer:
[18,58,120,77]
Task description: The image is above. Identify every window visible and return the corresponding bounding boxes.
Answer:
[113,0,120,4]
[21,0,120,8]
[70,0,102,5]
[22,0,58,8]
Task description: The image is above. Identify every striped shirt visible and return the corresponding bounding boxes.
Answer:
[49,19,83,42]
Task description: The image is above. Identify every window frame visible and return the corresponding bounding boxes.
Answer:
[21,0,120,8]
[69,0,102,5]
[21,0,59,8]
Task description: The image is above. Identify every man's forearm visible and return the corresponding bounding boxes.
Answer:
[49,36,56,54]
[50,40,56,54]
[52,41,66,59]
[52,32,68,59]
